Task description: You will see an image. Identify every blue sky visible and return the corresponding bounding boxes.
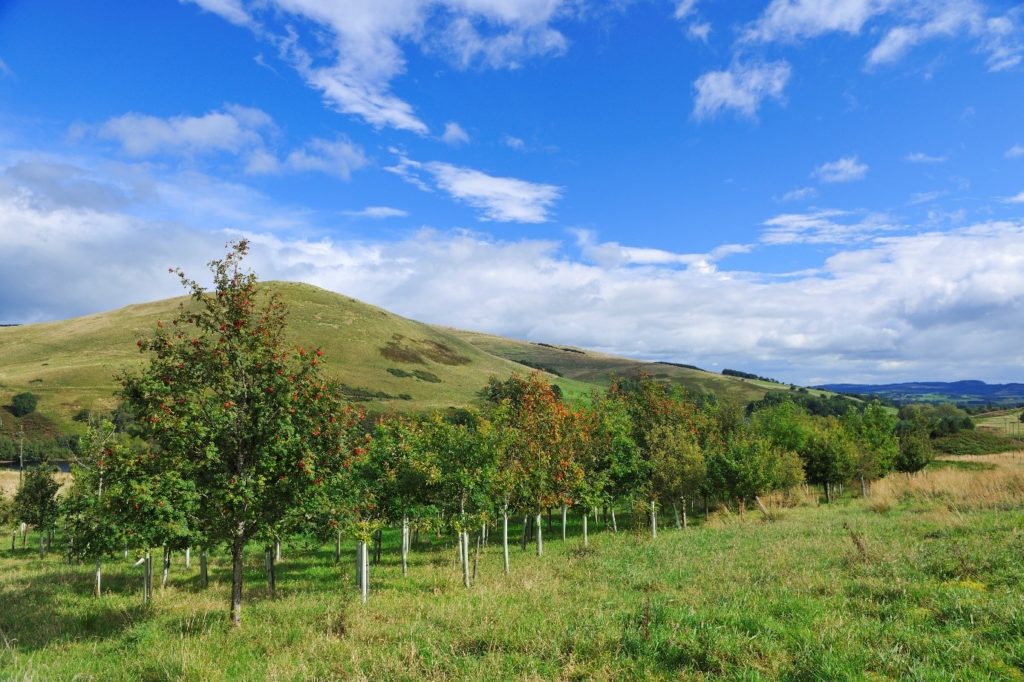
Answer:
[1,0,1023,384]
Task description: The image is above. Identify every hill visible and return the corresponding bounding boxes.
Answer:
[1,282,811,431]
[817,380,1024,407]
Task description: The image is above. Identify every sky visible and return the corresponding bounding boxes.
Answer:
[1,0,1023,385]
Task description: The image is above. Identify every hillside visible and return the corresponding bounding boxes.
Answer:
[1,282,808,430]
[817,380,1024,407]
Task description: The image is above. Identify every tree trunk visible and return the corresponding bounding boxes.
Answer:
[334,528,342,565]
[401,516,409,577]
[38,532,44,558]
[502,509,510,575]
[10,531,14,552]
[704,495,709,521]
[650,500,657,539]
[265,547,276,598]
[373,530,382,565]
[200,550,208,588]
[520,515,529,551]
[535,512,543,557]
[582,510,589,547]
[860,476,868,498]
[94,561,102,598]
[561,505,568,541]
[230,537,245,626]
[611,507,618,533]
[546,508,552,533]
[672,502,681,530]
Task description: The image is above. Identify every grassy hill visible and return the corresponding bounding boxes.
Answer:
[448,328,818,404]
[1,282,811,432]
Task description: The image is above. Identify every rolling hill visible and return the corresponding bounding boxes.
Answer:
[816,380,1024,407]
[0,282,808,432]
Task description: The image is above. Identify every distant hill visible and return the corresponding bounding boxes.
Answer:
[0,281,822,431]
[816,380,1024,407]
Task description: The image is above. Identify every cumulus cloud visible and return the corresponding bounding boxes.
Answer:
[1004,191,1024,204]
[387,152,562,222]
[693,60,791,120]
[185,1,576,134]
[441,122,471,146]
[813,155,869,183]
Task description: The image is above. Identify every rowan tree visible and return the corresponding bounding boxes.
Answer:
[13,461,60,556]
[119,241,353,625]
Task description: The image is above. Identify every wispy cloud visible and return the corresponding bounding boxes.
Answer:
[503,135,526,150]
[813,155,868,183]
[693,59,791,120]
[98,104,274,156]
[342,206,409,219]
[905,151,947,163]
[0,58,12,79]
[1004,191,1024,204]
[781,186,818,202]
[387,152,562,223]
[1007,144,1024,159]
[761,209,896,245]
[186,1,577,134]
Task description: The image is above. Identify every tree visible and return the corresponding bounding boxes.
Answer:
[846,402,898,496]
[10,392,38,417]
[705,429,802,511]
[647,422,705,530]
[14,461,60,556]
[802,418,856,502]
[586,391,642,533]
[896,427,933,473]
[119,241,354,626]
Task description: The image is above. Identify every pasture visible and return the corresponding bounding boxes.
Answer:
[2,454,1023,681]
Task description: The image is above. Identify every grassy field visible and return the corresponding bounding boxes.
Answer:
[976,409,1024,437]
[3,454,1024,680]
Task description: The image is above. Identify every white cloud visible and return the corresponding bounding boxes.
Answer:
[1004,191,1024,204]
[908,190,943,205]
[781,186,818,202]
[181,0,252,27]
[761,209,895,244]
[904,151,947,163]
[342,206,410,219]
[743,0,1023,73]
[387,152,562,223]
[813,155,868,183]
[744,0,889,43]
[1007,145,1024,159]
[195,1,576,134]
[441,122,471,146]
[93,106,365,180]
[0,58,12,79]
[693,60,791,120]
[503,135,526,150]
[674,0,699,20]
[5,151,1024,382]
[98,104,274,156]
[687,22,712,42]
[280,137,366,180]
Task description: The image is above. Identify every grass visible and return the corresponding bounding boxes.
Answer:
[932,429,1024,456]
[3,454,1024,680]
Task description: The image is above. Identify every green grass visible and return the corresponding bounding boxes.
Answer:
[3,480,1024,680]
[933,429,1024,456]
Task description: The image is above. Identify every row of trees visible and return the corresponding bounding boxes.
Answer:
[5,242,931,627]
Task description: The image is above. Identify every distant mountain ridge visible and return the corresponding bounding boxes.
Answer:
[815,380,1024,406]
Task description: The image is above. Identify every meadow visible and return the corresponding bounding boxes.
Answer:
[2,454,1023,681]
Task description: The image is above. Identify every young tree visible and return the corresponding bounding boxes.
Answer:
[846,401,898,496]
[648,422,705,530]
[802,418,856,502]
[586,391,642,534]
[705,429,802,512]
[120,241,353,626]
[14,461,60,556]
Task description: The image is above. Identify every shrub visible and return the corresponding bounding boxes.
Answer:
[10,392,38,417]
